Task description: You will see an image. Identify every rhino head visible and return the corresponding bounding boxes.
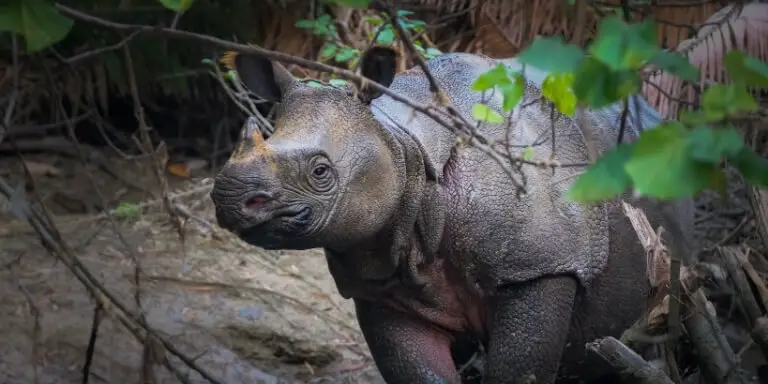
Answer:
[210,47,414,253]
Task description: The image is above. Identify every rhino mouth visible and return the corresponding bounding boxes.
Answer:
[238,206,313,249]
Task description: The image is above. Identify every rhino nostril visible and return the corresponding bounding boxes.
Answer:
[243,191,274,211]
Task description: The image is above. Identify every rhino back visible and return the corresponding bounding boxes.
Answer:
[371,52,692,290]
[370,52,663,178]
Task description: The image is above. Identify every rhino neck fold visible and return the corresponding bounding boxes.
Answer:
[324,182,445,298]
[323,159,446,300]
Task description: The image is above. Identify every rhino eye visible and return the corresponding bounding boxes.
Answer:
[307,156,334,192]
[312,164,329,177]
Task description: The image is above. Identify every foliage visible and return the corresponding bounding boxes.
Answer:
[471,63,525,118]
[295,4,441,87]
[1,0,268,105]
[156,0,195,11]
[0,0,73,52]
[114,202,141,219]
[4,0,766,204]
[470,12,768,203]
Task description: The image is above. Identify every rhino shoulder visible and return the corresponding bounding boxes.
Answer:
[369,53,508,179]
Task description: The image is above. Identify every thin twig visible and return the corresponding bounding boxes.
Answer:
[1,34,20,146]
[81,306,103,384]
[59,30,142,65]
[37,52,151,327]
[122,44,187,259]
[0,177,224,384]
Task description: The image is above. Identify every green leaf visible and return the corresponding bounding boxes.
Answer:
[0,0,74,52]
[471,104,504,124]
[114,202,140,219]
[306,80,324,88]
[156,0,194,11]
[329,78,348,87]
[329,0,371,8]
[295,19,315,29]
[522,146,535,161]
[679,110,713,126]
[686,126,744,164]
[363,16,383,26]
[320,43,338,59]
[499,75,525,112]
[425,48,443,58]
[701,83,759,120]
[723,50,768,88]
[589,16,659,71]
[566,144,633,202]
[517,36,586,74]
[624,122,725,199]
[542,73,577,117]
[375,26,395,44]
[572,58,640,108]
[647,50,700,82]
[403,19,425,29]
[471,64,524,112]
[334,46,359,62]
[730,148,768,187]
[223,70,236,82]
[472,63,511,91]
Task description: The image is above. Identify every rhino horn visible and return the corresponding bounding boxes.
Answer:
[221,50,297,102]
[229,116,269,162]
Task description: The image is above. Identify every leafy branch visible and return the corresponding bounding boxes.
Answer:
[471,12,768,202]
[294,6,441,88]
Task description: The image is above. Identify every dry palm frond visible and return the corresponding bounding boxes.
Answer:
[466,4,520,57]
[460,0,727,59]
[465,0,595,56]
[643,2,768,120]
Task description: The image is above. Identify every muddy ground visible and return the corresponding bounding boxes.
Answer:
[0,153,383,384]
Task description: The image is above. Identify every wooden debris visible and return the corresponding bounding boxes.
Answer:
[586,337,675,384]
[752,317,768,364]
[748,187,768,257]
[684,289,741,384]
[720,247,764,328]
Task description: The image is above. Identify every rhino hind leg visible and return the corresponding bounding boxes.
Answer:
[354,299,462,383]
[485,275,578,384]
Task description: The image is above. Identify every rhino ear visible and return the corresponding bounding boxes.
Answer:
[358,46,399,102]
[222,51,296,102]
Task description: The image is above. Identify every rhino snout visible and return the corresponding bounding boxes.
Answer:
[210,170,316,249]
[210,172,274,228]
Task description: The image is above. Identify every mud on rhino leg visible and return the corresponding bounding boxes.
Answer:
[354,299,462,383]
[485,276,578,384]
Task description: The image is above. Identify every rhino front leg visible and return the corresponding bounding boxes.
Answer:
[354,299,461,384]
[485,276,578,384]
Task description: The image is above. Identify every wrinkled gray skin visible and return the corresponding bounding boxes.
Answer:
[210,47,695,383]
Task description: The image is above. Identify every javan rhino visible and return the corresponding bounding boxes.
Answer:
[209,46,695,383]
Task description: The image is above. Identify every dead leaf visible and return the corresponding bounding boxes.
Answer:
[167,163,191,178]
